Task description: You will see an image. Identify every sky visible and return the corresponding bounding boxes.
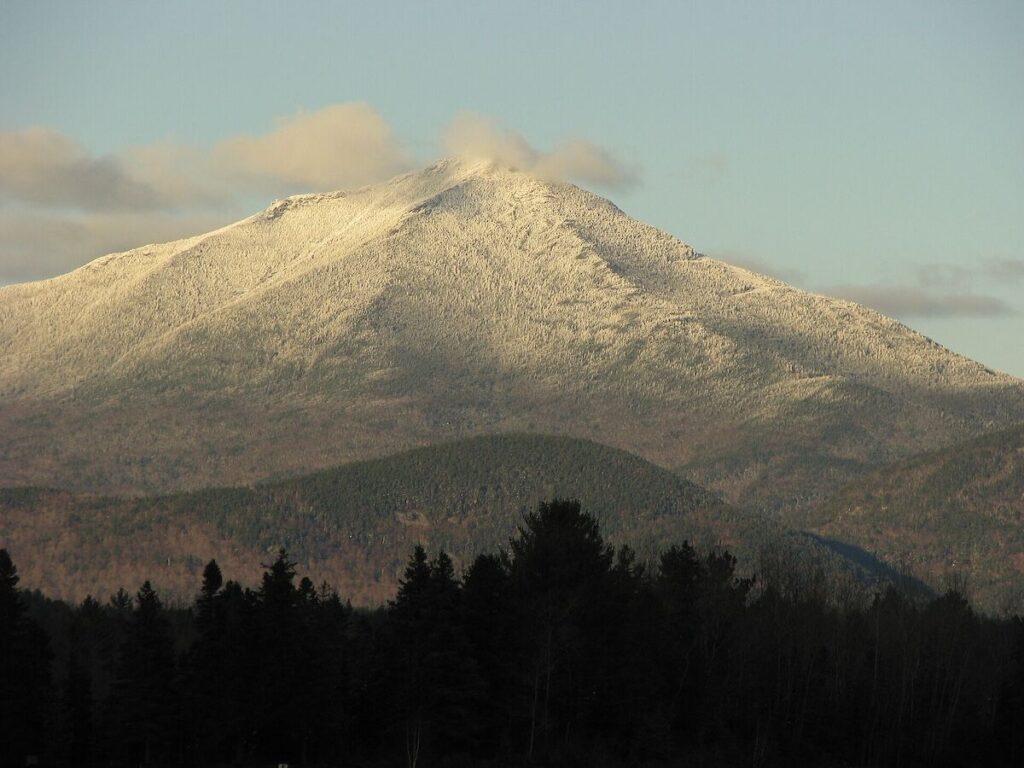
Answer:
[1,1,1022,375]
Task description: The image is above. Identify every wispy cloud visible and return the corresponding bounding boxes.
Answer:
[213,103,412,192]
[683,154,730,186]
[0,128,169,211]
[0,209,231,284]
[988,259,1024,282]
[915,258,1024,288]
[0,105,636,284]
[825,283,1014,318]
[443,112,637,190]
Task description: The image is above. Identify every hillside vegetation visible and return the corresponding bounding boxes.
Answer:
[1,434,828,604]
[7,503,1022,767]
[801,424,1024,612]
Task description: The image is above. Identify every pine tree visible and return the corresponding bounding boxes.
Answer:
[304,584,351,763]
[390,546,432,768]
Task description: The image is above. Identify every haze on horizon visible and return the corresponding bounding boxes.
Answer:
[1,1,1021,376]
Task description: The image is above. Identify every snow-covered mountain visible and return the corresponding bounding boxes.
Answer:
[2,159,1021,507]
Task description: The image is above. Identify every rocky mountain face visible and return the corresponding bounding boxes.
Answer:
[2,159,1022,510]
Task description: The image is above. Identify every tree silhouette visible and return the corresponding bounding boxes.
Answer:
[62,621,96,765]
[252,549,309,761]
[0,550,53,767]
[508,499,615,761]
[3,499,1024,766]
[388,546,484,767]
[106,580,176,766]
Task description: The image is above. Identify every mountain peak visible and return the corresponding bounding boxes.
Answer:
[1,161,1022,506]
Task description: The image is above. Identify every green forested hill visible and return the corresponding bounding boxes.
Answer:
[2,434,819,604]
[801,424,1024,612]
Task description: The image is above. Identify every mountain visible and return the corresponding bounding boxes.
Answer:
[0,434,833,604]
[798,424,1024,612]
[1,159,1022,510]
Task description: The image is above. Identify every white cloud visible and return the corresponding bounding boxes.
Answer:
[442,112,537,170]
[0,104,414,282]
[0,127,166,211]
[443,112,637,190]
[214,102,412,192]
[0,105,639,283]
[914,258,1024,289]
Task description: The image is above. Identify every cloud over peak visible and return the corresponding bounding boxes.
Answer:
[443,112,637,190]
[0,105,635,283]
[215,103,412,191]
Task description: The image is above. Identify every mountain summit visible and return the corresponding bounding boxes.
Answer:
[1,159,1022,506]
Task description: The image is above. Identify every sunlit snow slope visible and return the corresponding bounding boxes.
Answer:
[1,159,1021,507]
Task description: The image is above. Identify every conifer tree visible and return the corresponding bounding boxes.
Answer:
[463,552,515,754]
[0,550,53,767]
[389,546,484,767]
[304,584,352,762]
[63,634,95,766]
[187,560,229,762]
[508,500,615,760]
[253,549,311,762]
[107,580,177,766]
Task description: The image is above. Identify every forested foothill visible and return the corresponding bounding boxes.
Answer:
[0,434,814,607]
[4,500,1024,768]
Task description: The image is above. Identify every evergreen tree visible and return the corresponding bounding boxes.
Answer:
[389,545,434,768]
[304,584,352,762]
[508,499,615,761]
[388,546,484,767]
[0,550,53,767]
[62,624,95,766]
[463,552,515,755]
[186,560,230,763]
[106,580,177,766]
[252,549,312,762]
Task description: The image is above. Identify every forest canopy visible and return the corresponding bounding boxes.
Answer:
[4,499,1024,767]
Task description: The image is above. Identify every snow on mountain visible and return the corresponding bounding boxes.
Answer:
[1,159,1021,507]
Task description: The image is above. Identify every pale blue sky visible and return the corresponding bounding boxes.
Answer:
[2,1,1022,374]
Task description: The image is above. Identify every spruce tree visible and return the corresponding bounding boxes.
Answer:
[508,500,615,761]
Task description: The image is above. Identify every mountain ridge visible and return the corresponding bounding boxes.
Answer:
[0,433,820,604]
[801,423,1024,611]
[1,159,1022,508]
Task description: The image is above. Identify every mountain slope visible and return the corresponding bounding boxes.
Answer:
[0,434,816,604]
[798,424,1024,611]
[1,159,1022,508]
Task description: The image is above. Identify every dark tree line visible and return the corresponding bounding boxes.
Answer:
[4,499,1024,767]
